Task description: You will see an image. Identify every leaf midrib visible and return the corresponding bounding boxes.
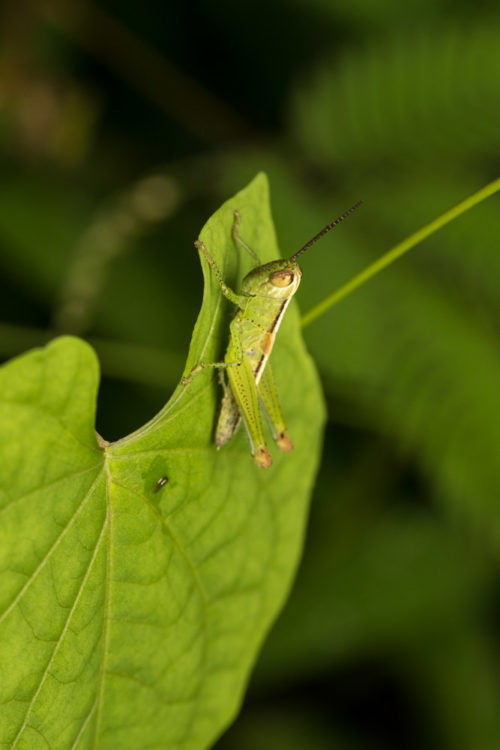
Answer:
[90,455,113,748]
[9,512,109,750]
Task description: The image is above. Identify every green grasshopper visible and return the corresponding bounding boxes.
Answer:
[182,201,362,467]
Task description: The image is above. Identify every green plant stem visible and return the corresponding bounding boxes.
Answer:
[301,177,500,328]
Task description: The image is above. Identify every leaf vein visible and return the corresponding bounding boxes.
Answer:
[69,699,98,750]
[0,468,104,625]
[9,511,108,749]
[110,479,210,605]
[0,461,103,517]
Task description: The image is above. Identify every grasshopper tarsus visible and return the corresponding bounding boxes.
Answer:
[276,430,294,453]
[254,446,273,469]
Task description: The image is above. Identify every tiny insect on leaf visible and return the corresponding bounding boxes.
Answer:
[154,476,168,492]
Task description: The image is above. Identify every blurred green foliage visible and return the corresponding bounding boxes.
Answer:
[1,0,500,748]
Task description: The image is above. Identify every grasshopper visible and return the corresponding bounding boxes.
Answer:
[182,201,362,468]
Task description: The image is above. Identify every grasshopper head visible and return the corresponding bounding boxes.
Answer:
[241,200,363,300]
[242,259,302,299]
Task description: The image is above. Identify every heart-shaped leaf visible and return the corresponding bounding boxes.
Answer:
[0,173,325,750]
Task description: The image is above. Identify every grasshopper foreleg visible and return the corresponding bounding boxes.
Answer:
[181,238,246,385]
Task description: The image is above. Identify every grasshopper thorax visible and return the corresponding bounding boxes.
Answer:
[242,259,302,299]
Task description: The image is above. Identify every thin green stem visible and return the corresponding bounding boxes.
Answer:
[301,177,500,329]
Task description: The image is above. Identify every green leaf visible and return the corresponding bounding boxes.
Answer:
[0,174,325,749]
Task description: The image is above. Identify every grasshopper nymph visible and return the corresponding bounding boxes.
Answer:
[182,201,362,468]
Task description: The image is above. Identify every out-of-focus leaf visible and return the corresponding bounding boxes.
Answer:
[306,260,500,539]
[0,174,91,299]
[256,503,489,684]
[287,0,444,29]
[292,25,500,166]
[409,627,500,750]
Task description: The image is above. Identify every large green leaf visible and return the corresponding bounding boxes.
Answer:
[0,174,325,750]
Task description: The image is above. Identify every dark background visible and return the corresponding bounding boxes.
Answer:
[2,1,500,748]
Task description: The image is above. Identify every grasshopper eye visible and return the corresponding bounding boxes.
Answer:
[270,270,294,288]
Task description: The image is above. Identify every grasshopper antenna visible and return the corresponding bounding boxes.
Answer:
[289,200,363,262]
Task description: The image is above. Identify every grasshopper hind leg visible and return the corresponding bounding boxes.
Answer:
[257,363,294,453]
[225,346,273,468]
[218,363,273,469]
